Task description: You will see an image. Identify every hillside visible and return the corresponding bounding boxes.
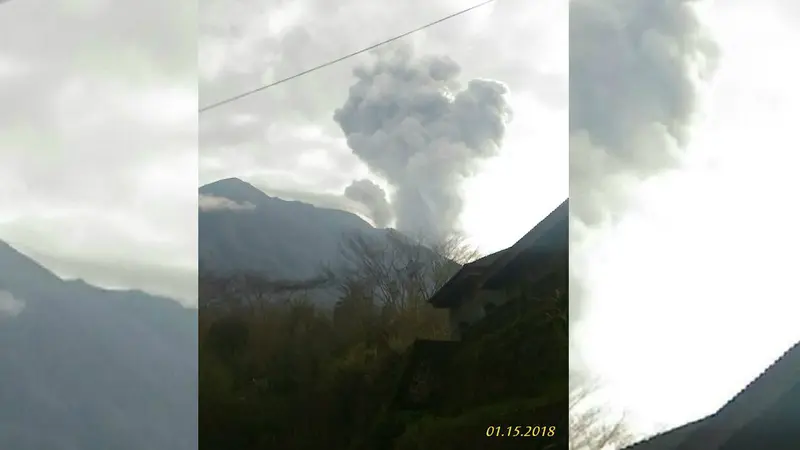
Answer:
[198,256,568,450]
[354,253,569,449]
[198,178,456,307]
[199,178,382,280]
[198,199,570,449]
[0,240,197,450]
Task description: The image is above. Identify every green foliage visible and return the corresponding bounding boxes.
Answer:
[199,238,568,450]
[443,288,568,413]
[392,398,567,450]
[356,287,568,450]
[199,280,446,450]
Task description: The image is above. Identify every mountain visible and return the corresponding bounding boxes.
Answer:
[0,240,197,450]
[198,178,457,307]
[199,178,383,281]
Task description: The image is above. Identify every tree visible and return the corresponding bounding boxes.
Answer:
[330,231,478,349]
[197,231,483,450]
[569,371,636,450]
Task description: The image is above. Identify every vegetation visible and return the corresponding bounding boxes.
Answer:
[568,372,636,450]
[198,233,576,449]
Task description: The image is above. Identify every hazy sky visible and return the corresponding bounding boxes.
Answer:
[0,0,197,304]
[199,0,567,254]
[571,0,800,436]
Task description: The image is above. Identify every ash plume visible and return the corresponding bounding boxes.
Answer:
[569,0,719,322]
[334,44,513,242]
[344,179,393,228]
[570,0,719,225]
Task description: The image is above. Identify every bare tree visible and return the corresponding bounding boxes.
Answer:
[569,372,636,450]
[334,231,474,310]
[199,268,334,318]
[423,231,481,268]
[329,230,479,347]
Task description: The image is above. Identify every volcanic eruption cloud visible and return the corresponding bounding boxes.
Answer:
[569,0,719,322]
[344,179,393,228]
[334,44,513,242]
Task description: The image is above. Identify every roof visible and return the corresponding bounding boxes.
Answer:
[483,199,568,289]
[718,375,800,450]
[625,420,707,450]
[428,199,568,308]
[626,340,800,449]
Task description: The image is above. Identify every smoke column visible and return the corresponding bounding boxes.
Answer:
[344,179,393,228]
[334,44,513,242]
[569,0,719,323]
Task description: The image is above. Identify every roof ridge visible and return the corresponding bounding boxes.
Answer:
[625,340,800,449]
[715,340,799,411]
[478,200,567,286]
[623,418,706,449]
[675,339,800,450]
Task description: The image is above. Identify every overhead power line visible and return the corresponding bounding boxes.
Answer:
[199,0,495,113]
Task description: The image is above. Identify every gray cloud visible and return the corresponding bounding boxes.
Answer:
[333,44,512,241]
[197,179,381,227]
[200,0,563,118]
[199,194,256,211]
[0,290,25,318]
[343,179,393,228]
[230,181,379,225]
[569,0,719,322]
[199,0,566,215]
[569,0,719,226]
[0,0,196,304]
[259,188,356,213]
[8,246,197,304]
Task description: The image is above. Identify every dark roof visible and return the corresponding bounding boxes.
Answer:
[483,199,568,289]
[428,199,568,308]
[626,340,800,450]
[719,376,800,450]
[625,419,707,450]
[461,249,510,271]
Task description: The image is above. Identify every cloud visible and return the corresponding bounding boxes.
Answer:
[199,195,256,212]
[207,179,381,226]
[262,188,362,215]
[564,1,800,434]
[569,0,719,226]
[0,0,196,304]
[199,0,567,254]
[0,290,25,318]
[343,179,393,228]
[333,43,512,241]
[568,0,719,321]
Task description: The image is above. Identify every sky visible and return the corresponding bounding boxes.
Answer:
[199,0,567,254]
[0,0,565,302]
[571,0,800,437]
[0,0,197,305]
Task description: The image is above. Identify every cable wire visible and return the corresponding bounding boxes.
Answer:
[199,0,495,113]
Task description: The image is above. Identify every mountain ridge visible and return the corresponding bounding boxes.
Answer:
[0,238,197,450]
[199,177,383,285]
[200,177,375,228]
[0,239,189,307]
[197,177,459,307]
